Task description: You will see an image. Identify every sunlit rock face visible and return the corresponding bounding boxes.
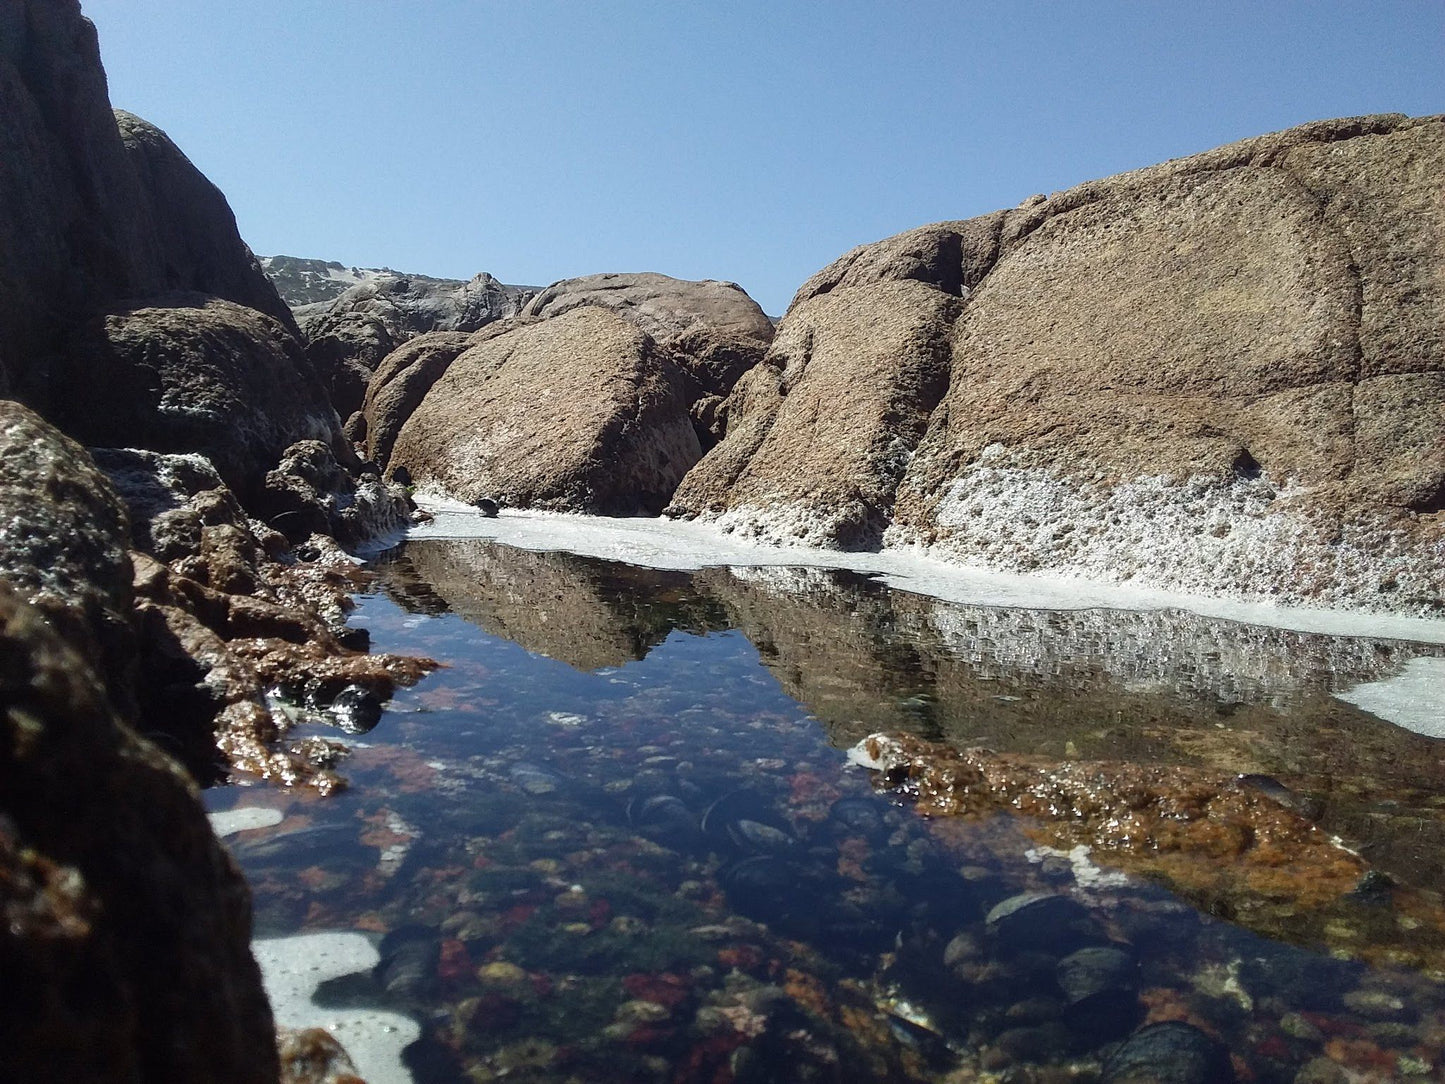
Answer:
[390,307,705,514]
[674,115,1445,613]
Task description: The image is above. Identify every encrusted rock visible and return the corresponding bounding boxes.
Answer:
[0,581,277,1084]
[55,296,341,496]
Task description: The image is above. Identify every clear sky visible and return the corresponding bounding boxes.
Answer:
[83,1,1442,315]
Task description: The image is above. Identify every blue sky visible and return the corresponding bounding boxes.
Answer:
[84,1,1442,315]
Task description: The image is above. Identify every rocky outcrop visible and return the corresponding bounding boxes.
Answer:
[50,296,339,496]
[300,271,534,418]
[390,306,705,513]
[673,115,1445,612]
[0,1,295,410]
[667,279,958,548]
[370,274,775,509]
[113,112,297,331]
[0,554,275,1084]
[0,402,137,705]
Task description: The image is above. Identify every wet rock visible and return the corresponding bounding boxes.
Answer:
[476,497,500,517]
[276,1026,363,1084]
[1101,1021,1235,1084]
[0,581,277,1084]
[0,402,137,709]
[256,439,409,545]
[985,892,1101,955]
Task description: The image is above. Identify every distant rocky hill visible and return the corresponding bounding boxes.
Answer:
[272,257,540,422]
[258,255,459,308]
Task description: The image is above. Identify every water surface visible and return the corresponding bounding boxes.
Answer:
[210,539,1445,1083]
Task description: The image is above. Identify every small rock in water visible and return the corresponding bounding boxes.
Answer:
[1101,1021,1234,1084]
[475,497,499,517]
[374,925,440,1002]
[986,892,1100,955]
[327,684,383,734]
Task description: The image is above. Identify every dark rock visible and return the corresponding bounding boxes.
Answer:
[1056,945,1142,1041]
[325,684,383,735]
[0,402,136,706]
[475,497,499,518]
[257,439,409,544]
[54,296,340,496]
[1101,1021,1235,1084]
[0,1,292,413]
[0,581,277,1084]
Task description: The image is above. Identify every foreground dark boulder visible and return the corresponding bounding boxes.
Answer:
[673,114,1445,612]
[390,306,702,512]
[0,579,277,1084]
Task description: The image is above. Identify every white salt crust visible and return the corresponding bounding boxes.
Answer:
[410,495,1445,646]
[206,806,283,837]
[253,931,419,1084]
[1334,658,1445,738]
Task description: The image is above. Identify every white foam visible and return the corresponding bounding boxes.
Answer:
[207,807,284,837]
[253,932,419,1084]
[1335,658,1445,738]
[408,500,1445,646]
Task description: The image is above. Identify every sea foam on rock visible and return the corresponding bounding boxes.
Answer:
[672,114,1445,613]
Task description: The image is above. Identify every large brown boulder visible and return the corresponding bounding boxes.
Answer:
[521,271,776,400]
[52,295,341,496]
[0,580,277,1084]
[666,278,958,548]
[0,0,292,411]
[360,330,474,466]
[389,306,703,513]
[674,114,1445,612]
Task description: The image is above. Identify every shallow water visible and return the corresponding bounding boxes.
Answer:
[210,539,1445,1083]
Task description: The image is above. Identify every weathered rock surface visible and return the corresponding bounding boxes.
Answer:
[360,330,474,466]
[521,271,776,400]
[94,445,432,786]
[674,114,1445,612]
[0,581,277,1084]
[0,0,293,410]
[390,306,704,513]
[300,271,534,417]
[53,295,340,496]
[667,279,958,547]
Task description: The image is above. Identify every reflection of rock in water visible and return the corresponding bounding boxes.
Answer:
[373,540,1445,887]
[382,540,728,671]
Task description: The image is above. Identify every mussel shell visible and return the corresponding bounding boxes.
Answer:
[626,793,701,849]
[508,761,569,796]
[823,796,890,842]
[986,893,1103,955]
[1057,946,1142,1041]
[375,924,440,1002]
[1101,1021,1234,1084]
[725,817,798,855]
[328,684,383,734]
